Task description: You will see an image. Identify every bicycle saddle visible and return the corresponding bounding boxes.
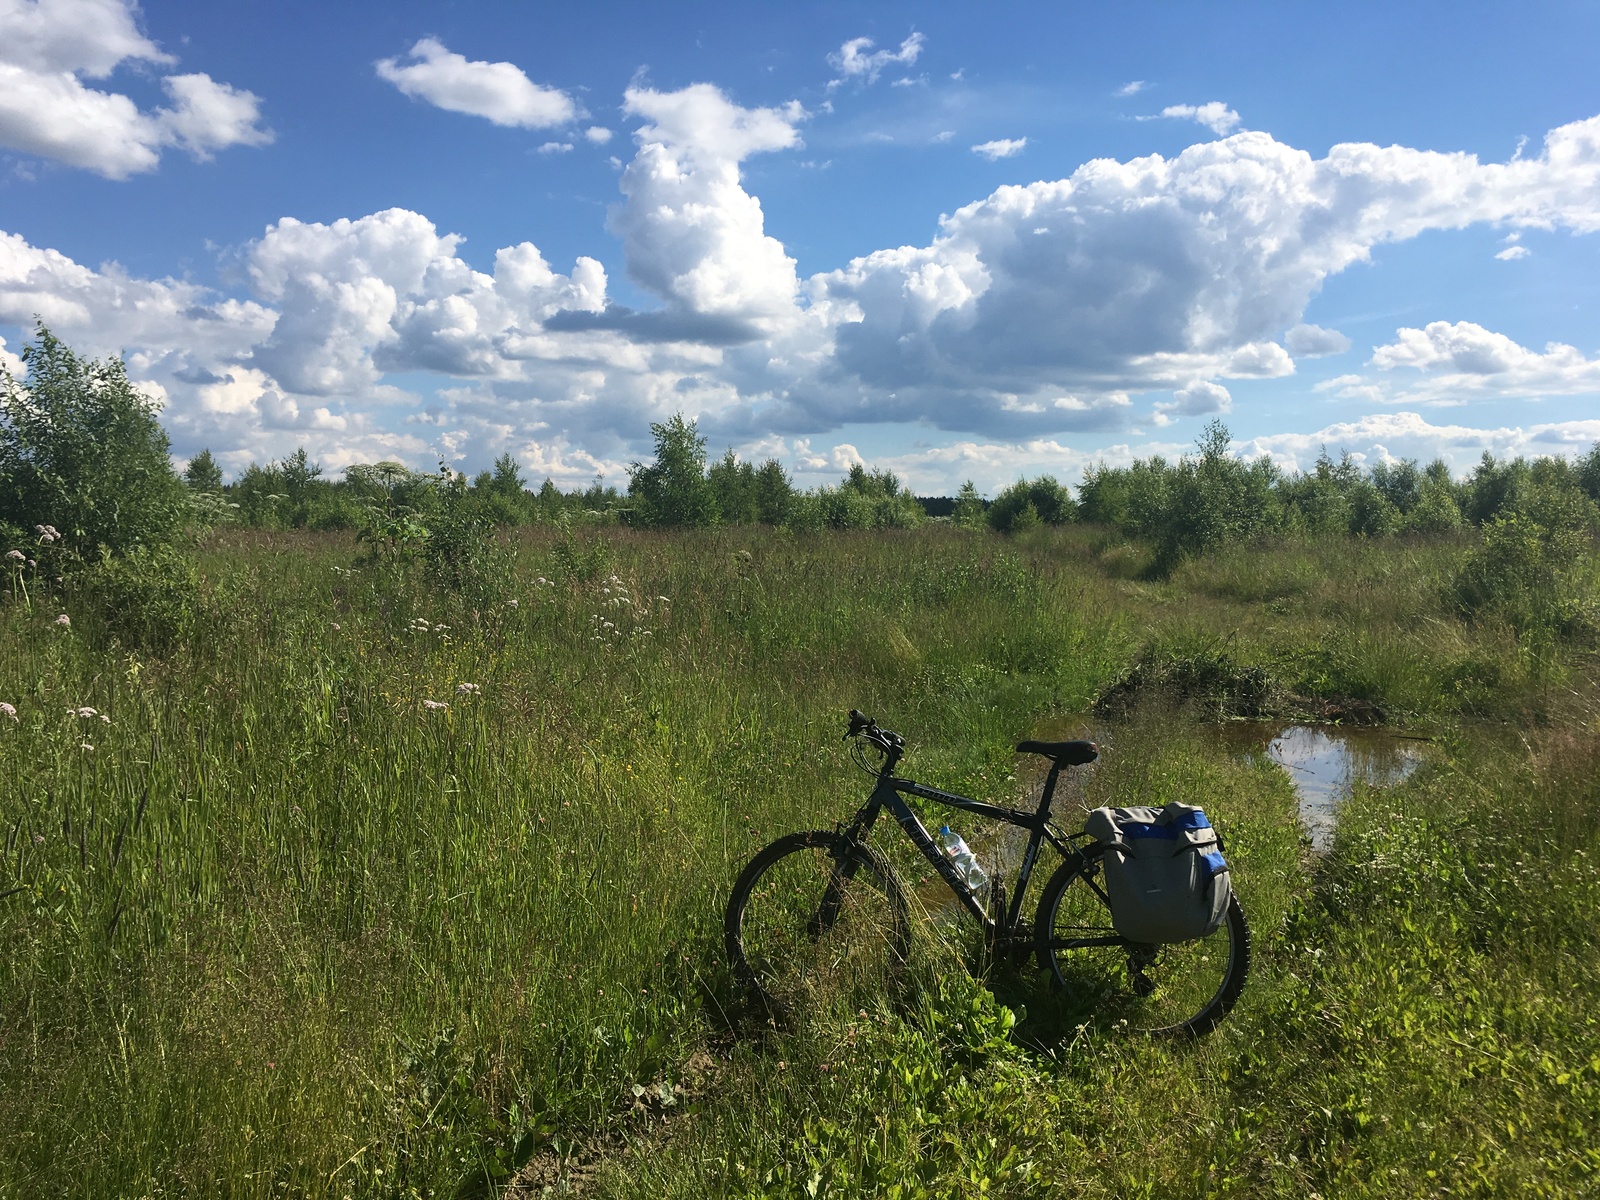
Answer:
[1015,739,1098,765]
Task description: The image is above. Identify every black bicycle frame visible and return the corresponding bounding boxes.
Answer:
[842,760,1082,940]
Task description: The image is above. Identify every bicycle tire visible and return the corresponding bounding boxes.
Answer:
[724,831,910,1022]
[1034,857,1250,1037]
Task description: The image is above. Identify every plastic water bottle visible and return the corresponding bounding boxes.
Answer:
[939,825,988,891]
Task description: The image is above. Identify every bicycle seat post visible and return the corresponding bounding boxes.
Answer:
[1035,763,1063,817]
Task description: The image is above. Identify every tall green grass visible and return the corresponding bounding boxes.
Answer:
[2,525,1595,1196]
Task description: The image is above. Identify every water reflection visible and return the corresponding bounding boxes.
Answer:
[1223,723,1431,850]
[910,719,1429,916]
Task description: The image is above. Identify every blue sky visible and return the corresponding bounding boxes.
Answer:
[2,0,1598,493]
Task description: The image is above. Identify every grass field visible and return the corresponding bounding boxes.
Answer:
[2,524,1597,1197]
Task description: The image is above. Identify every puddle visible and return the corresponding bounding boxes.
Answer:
[909,719,1431,912]
[1222,723,1433,850]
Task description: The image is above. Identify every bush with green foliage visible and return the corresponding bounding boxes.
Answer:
[0,324,189,559]
[805,463,924,530]
[420,470,513,600]
[945,480,984,531]
[706,450,795,525]
[1405,463,1465,533]
[988,475,1075,533]
[183,449,224,493]
[628,414,719,528]
[78,542,199,649]
[1453,473,1599,639]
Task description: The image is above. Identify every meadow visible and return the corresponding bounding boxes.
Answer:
[2,521,1599,1198]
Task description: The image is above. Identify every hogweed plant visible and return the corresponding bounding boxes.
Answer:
[3,548,26,610]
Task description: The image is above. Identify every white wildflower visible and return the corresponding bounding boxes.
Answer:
[0,702,17,722]
[331,622,341,631]
[421,699,449,712]
[80,743,94,752]
[53,614,70,627]
[73,706,99,719]
[505,599,519,609]
[455,683,480,696]
[4,549,22,562]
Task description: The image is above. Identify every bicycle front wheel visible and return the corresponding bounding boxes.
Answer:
[725,831,910,1022]
[1035,857,1250,1037]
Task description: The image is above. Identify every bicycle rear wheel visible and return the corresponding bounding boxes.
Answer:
[725,831,909,1022]
[1034,857,1250,1037]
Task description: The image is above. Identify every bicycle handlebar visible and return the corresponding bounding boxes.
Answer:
[844,709,904,757]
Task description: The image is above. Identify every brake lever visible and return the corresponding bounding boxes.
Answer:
[845,708,872,740]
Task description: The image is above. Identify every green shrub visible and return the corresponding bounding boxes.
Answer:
[628,414,719,528]
[0,324,189,559]
[79,542,198,650]
[988,476,1074,533]
[1452,478,1599,638]
[422,503,511,600]
[1404,478,1464,533]
[951,481,987,531]
[806,465,925,530]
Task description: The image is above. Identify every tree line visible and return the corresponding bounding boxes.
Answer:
[5,324,1600,568]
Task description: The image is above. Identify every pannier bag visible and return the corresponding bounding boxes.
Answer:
[1083,803,1231,944]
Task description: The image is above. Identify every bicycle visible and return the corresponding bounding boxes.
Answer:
[724,710,1251,1037]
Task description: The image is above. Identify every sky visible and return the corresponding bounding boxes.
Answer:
[1,0,1598,495]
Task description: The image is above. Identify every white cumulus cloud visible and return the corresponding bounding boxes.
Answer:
[1116,80,1148,97]
[1238,410,1600,476]
[610,84,805,320]
[808,112,1600,437]
[1153,379,1232,425]
[0,0,270,178]
[376,38,577,128]
[972,137,1027,160]
[156,73,274,159]
[6,89,1600,487]
[0,0,171,75]
[1285,323,1352,357]
[245,208,608,394]
[828,33,924,86]
[1344,320,1600,406]
[1157,102,1241,136]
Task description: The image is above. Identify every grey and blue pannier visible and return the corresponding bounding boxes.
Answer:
[1084,803,1231,944]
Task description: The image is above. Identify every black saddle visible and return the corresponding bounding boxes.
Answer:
[1016,739,1099,766]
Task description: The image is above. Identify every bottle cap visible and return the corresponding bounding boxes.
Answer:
[939,825,951,836]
